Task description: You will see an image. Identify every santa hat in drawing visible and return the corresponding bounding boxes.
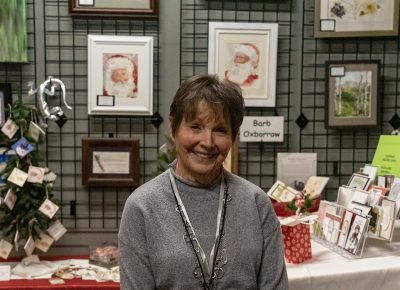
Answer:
[234,43,260,68]
[104,55,135,76]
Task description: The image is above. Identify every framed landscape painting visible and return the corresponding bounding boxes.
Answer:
[314,0,399,37]
[325,61,380,129]
[208,22,278,107]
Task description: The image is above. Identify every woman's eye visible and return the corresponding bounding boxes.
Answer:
[190,124,201,130]
[215,127,228,133]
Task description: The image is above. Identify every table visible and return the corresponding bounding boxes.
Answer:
[0,255,119,290]
[286,221,400,290]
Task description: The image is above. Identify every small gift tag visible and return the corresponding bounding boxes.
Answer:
[39,199,59,218]
[24,236,36,256]
[1,119,19,139]
[8,168,29,187]
[47,220,67,241]
[28,121,45,143]
[11,137,33,158]
[0,239,13,260]
[4,189,17,210]
[27,165,45,184]
[34,233,54,253]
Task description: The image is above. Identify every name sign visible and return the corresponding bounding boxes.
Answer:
[240,116,284,142]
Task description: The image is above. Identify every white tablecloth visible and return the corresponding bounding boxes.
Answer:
[286,221,400,290]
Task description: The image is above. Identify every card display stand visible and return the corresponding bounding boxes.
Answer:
[311,185,397,259]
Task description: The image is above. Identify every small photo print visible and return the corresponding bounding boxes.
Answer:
[11,137,33,158]
[1,119,19,139]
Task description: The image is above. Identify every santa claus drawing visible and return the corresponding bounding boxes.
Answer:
[225,43,260,87]
[103,54,138,98]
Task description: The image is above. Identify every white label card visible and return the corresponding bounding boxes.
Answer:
[320,19,335,31]
[240,116,284,142]
[0,265,11,281]
[79,0,94,5]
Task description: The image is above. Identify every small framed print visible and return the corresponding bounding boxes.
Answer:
[82,138,140,187]
[88,35,153,116]
[266,180,298,203]
[27,166,45,184]
[68,0,158,17]
[347,173,370,191]
[314,0,399,38]
[325,61,380,129]
[47,220,67,241]
[1,119,19,139]
[11,137,33,158]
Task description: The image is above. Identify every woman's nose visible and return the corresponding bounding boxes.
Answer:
[201,130,214,146]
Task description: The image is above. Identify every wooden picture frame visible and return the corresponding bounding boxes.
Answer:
[68,0,158,17]
[314,0,399,38]
[0,83,12,127]
[81,138,140,187]
[325,61,380,129]
[208,22,278,107]
[88,35,153,116]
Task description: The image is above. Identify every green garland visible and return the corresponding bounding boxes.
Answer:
[0,100,59,247]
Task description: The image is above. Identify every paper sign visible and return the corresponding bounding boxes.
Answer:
[0,265,11,281]
[372,135,400,177]
[240,116,284,142]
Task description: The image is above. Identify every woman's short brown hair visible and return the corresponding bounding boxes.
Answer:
[169,74,245,141]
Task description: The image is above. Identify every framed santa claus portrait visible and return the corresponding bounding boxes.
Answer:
[87,35,153,115]
[208,22,278,107]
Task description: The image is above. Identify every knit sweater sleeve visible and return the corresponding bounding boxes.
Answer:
[256,192,289,290]
[118,190,155,290]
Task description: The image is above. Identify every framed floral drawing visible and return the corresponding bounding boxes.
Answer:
[88,35,153,116]
[69,0,158,17]
[208,22,278,107]
[325,61,380,128]
[81,138,140,187]
[314,0,399,37]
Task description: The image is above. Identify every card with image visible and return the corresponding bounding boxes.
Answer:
[27,166,45,184]
[1,119,19,139]
[39,199,59,218]
[28,121,45,143]
[24,236,35,256]
[345,214,367,254]
[323,212,342,244]
[4,188,17,210]
[11,137,33,158]
[7,167,29,187]
[0,239,13,259]
[34,233,54,253]
[337,210,354,248]
[47,220,67,241]
[380,198,396,240]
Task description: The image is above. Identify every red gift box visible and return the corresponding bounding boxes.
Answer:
[281,223,312,264]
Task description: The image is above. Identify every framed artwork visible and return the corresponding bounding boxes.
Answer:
[325,61,380,128]
[68,0,158,17]
[0,83,12,127]
[81,138,140,187]
[208,22,278,107]
[223,139,238,174]
[314,0,399,37]
[88,35,153,116]
[0,0,28,62]
[347,173,370,190]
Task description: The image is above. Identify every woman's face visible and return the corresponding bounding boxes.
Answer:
[173,102,232,184]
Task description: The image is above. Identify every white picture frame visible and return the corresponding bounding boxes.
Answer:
[87,35,153,116]
[208,22,278,107]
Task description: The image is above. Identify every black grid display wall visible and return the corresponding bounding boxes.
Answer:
[181,0,400,201]
[0,0,160,230]
[181,0,294,190]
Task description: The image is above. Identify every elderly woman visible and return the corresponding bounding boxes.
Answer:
[118,75,288,289]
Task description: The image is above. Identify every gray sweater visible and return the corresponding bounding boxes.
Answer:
[118,169,288,290]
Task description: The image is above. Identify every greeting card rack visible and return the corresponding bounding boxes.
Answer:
[311,200,371,259]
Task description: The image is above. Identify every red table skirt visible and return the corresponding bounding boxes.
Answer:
[0,255,119,290]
